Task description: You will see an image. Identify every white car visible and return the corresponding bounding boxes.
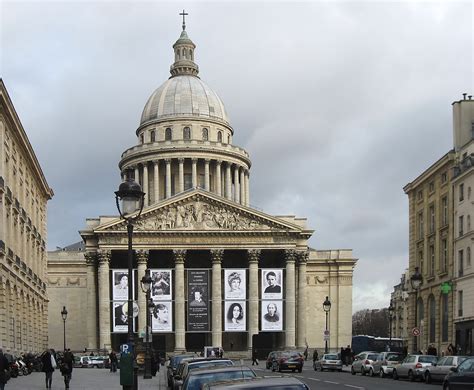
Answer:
[351,351,379,376]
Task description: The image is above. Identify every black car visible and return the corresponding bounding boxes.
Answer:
[271,351,304,373]
[167,354,195,386]
[443,357,474,390]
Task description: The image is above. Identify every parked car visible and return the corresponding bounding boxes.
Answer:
[182,366,256,390]
[313,353,343,372]
[392,354,437,381]
[202,376,310,389]
[172,358,234,390]
[372,352,403,377]
[90,356,106,368]
[167,354,195,386]
[266,351,282,369]
[442,356,474,390]
[351,351,379,376]
[78,356,92,368]
[424,356,469,384]
[270,351,304,373]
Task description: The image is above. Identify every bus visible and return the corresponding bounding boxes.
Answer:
[351,335,404,355]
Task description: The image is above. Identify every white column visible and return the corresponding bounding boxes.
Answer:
[173,250,186,352]
[134,166,140,185]
[204,159,210,191]
[178,158,184,193]
[165,159,171,198]
[285,249,296,349]
[85,253,98,350]
[240,169,245,206]
[297,251,308,348]
[137,251,148,335]
[211,250,223,347]
[245,171,250,206]
[98,250,112,351]
[215,160,222,196]
[153,160,160,203]
[192,158,198,188]
[234,166,240,203]
[142,163,149,207]
[225,163,232,200]
[248,249,260,354]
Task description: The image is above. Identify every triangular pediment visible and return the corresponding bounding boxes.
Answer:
[95,189,304,234]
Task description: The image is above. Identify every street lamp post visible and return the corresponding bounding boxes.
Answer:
[115,171,145,390]
[140,269,153,379]
[410,266,423,353]
[323,296,331,354]
[61,306,68,351]
[388,300,394,351]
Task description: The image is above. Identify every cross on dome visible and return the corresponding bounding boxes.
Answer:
[179,9,188,30]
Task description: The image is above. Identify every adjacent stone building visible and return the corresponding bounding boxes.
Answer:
[47,24,357,356]
[0,79,53,355]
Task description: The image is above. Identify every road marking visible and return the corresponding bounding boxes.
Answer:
[324,380,340,384]
[344,385,365,389]
[307,378,321,381]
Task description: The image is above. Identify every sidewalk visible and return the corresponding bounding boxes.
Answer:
[6,366,169,390]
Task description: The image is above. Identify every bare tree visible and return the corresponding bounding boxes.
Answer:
[352,308,389,337]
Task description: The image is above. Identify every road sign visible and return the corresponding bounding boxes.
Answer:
[120,343,133,354]
[323,330,330,341]
[412,327,420,336]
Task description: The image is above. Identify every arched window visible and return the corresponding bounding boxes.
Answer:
[429,295,436,343]
[177,49,180,59]
[150,130,155,143]
[468,215,471,231]
[140,134,144,144]
[189,49,193,60]
[165,128,172,141]
[202,128,209,141]
[217,131,222,143]
[183,127,191,140]
[227,134,231,144]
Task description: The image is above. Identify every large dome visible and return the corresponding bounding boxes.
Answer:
[140,75,229,125]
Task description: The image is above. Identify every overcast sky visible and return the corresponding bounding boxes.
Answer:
[1,1,473,312]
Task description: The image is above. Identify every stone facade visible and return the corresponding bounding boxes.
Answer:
[0,79,53,355]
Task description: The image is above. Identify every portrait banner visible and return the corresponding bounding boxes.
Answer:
[151,301,172,332]
[224,269,246,300]
[261,300,283,331]
[224,301,246,332]
[261,269,283,300]
[150,270,172,300]
[187,270,209,331]
[112,301,137,333]
[112,269,135,301]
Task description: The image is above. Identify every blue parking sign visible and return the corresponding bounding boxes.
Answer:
[120,343,133,354]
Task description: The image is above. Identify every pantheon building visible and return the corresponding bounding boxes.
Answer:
[48,23,357,357]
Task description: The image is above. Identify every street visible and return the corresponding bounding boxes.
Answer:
[5,362,445,390]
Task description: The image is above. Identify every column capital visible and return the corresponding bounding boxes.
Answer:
[153,160,160,165]
[247,249,261,264]
[297,250,309,265]
[97,250,111,264]
[192,158,198,163]
[204,159,210,164]
[284,249,297,263]
[84,252,97,266]
[173,249,187,264]
[178,158,185,164]
[210,249,224,264]
[165,158,171,164]
[136,250,149,265]
[216,160,222,166]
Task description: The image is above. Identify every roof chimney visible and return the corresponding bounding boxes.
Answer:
[463,93,467,100]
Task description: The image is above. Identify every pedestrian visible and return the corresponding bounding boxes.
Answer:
[252,349,259,366]
[109,350,118,372]
[344,345,352,366]
[61,349,74,389]
[312,349,319,363]
[340,347,345,365]
[447,343,455,356]
[304,346,308,361]
[0,348,10,390]
[41,349,56,389]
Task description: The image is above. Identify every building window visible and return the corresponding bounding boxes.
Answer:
[150,130,155,143]
[429,295,436,343]
[140,134,144,144]
[429,245,435,276]
[429,205,435,233]
[458,290,463,317]
[459,250,464,277]
[441,294,448,342]
[183,127,191,140]
[441,172,447,183]
[442,196,448,225]
[227,134,231,144]
[468,215,471,231]
[459,215,464,236]
[418,250,424,272]
[460,183,464,202]
[467,247,471,267]
[202,128,209,141]
[217,131,222,143]
[429,181,434,193]
[184,174,192,190]
[417,212,424,239]
[441,239,448,272]
[165,128,172,141]
[417,190,423,201]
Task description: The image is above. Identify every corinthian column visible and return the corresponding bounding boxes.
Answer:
[143,163,149,206]
[285,249,296,349]
[165,159,171,198]
[215,160,222,196]
[98,250,112,351]
[153,160,160,203]
[297,250,309,349]
[192,158,198,188]
[173,249,187,352]
[240,169,245,206]
[245,172,250,206]
[85,252,98,350]
[225,163,232,200]
[204,159,210,191]
[211,249,224,347]
[178,158,184,193]
[136,250,149,334]
[134,166,140,185]
[247,249,261,353]
[234,167,240,203]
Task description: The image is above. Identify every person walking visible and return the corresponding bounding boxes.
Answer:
[252,349,259,366]
[312,349,319,364]
[109,351,118,373]
[41,349,56,389]
[0,348,10,390]
[61,349,74,389]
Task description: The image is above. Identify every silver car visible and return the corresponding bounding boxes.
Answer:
[313,353,343,372]
[351,351,379,376]
[423,355,468,383]
[372,352,403,377]
[392,354,437,381]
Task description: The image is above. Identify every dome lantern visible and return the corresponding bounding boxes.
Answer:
[170,10,199,77]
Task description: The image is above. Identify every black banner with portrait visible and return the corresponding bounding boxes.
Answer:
[187,270,210,331]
